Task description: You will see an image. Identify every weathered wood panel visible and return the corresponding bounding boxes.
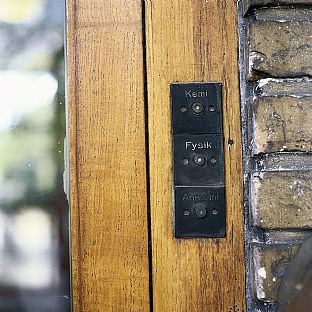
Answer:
[145,1,246,311]
[66,1,150,311]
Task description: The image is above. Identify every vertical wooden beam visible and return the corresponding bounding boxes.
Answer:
[145,1,246,311]
[66,1,150,311]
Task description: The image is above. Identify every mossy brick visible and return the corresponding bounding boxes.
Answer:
[251,172,312,229]
[251,96,312,154]
[249,18,312,79]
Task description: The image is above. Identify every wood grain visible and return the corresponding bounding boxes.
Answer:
[145,1,246,311]
[66,1,150,311]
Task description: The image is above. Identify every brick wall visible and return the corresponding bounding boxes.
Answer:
[238,1,312,311]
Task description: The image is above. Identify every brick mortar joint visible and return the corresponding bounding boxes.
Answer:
[244,2,312,16]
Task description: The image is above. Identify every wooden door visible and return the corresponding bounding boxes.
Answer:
[66,1,246,311]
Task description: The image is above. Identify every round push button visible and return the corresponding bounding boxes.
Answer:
[191,102,204,114]
[193,154,206,166]
[194,205,207,219]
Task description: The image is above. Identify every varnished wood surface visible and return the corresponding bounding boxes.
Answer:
[145,1,246,311]
[66,1,150,311]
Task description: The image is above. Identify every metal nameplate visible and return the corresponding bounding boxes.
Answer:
[171,82,222,135]
[173,133,224,186]
[171,82,226,238]
[174,186,226,238]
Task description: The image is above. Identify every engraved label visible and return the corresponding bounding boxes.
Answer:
[185,90,192,98]
[182,193,219,201]
[198,91,207,97]
[208,194,219,201]
[185,89,209,98]
[185,141,212,150]
[183,194,189,201]
[189,195,195,201]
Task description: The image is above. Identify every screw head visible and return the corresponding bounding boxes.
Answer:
[209,105,215,112]
[194,205,207,219]
[181,158,189,165]
[212,208,219,215]
[193,154,206,166]
[191,102,204,114]
[183,209,190,216]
